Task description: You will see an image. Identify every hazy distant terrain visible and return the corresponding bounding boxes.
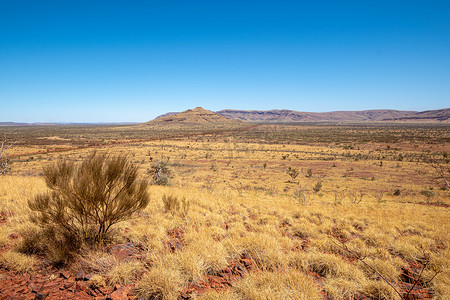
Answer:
[216,108,450,123]
[387,108,450,122]
[151,108,449,124]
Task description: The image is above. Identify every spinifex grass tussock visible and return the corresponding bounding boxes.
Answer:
[107,260,144,285]
[183,229,228,275]
[232,270,322,300]
[194,290,237,300]
[135,257,183,300]
[322,277,364,300]
[88,274,107,289]
[0,250,36,273]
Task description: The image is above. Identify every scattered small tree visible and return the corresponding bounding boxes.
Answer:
[348,190,365,204]
[373,191,384,203]
[294,186,312,205]
[28,152,149,248]
[425,153,449,190]
[306,168,313,177]
[313,179,322,193]
[287,167,299,183]
[0,137,14,175]
[148,161,171,185]
[333,191,345,205]
[420,190,435,204]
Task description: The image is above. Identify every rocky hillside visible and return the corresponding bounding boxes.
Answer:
[216,109,417,123]
[145,107,244,127]
[386,108,450,122]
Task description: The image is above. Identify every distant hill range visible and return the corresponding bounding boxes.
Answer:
[215,108,450,123]
[0,122,138,126]
[387,108,450,122]
[145,107,244,127]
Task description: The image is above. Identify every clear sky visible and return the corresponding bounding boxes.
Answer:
[1,0,449,122]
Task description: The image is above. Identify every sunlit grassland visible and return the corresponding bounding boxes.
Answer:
[0,123,449,299]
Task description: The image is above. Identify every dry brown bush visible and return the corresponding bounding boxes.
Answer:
[27,151,149,259]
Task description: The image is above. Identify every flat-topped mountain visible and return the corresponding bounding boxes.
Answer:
[145,107,244,127]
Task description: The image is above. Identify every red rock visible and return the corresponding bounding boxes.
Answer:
[30,283,42,293]
[59,271,71,279]
[99,286,112,295]
[15,286,27,293]
[106,288,128,300]
[84,273,93,281]
[114,249,130,261]
[178,292,189,300]
[63,281,75,289]
[35,292,48,300]
[76,271,85,281]
[76,281,87,291]
[8,233,20,239]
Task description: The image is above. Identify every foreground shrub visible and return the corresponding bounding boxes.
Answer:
[28,151,149,250]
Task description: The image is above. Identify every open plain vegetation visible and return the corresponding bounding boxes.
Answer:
[0,123,449,299]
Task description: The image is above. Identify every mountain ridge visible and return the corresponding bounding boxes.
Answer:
[215,108,449,123]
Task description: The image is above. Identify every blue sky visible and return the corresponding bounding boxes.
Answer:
[1,1,449,122]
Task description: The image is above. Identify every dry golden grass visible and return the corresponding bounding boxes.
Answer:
[0,250,36,273]
[1,124,449,299]
[108,260,144,285]
[232,270,321,300]
[135,258,183,300]
[88,274,107,289]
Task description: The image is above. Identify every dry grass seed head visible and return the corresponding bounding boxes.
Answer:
[356,257,401,281]
[184,229,228,275]
[389,237,422,262]
[362,280,401,300]
[75,250,117,275]
[175,249,207,282]
[232,270,321,300]
[305,251,366,282]
[193,290,238,300]
[0,227,9,247]
[323,277,363,300]
[236,232,285,270]
[135,263,182,300]
[0,250,36,273]
[88,274,106,289]
[108,260,144,286]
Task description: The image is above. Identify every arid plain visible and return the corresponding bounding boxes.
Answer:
[0,112,449,299]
